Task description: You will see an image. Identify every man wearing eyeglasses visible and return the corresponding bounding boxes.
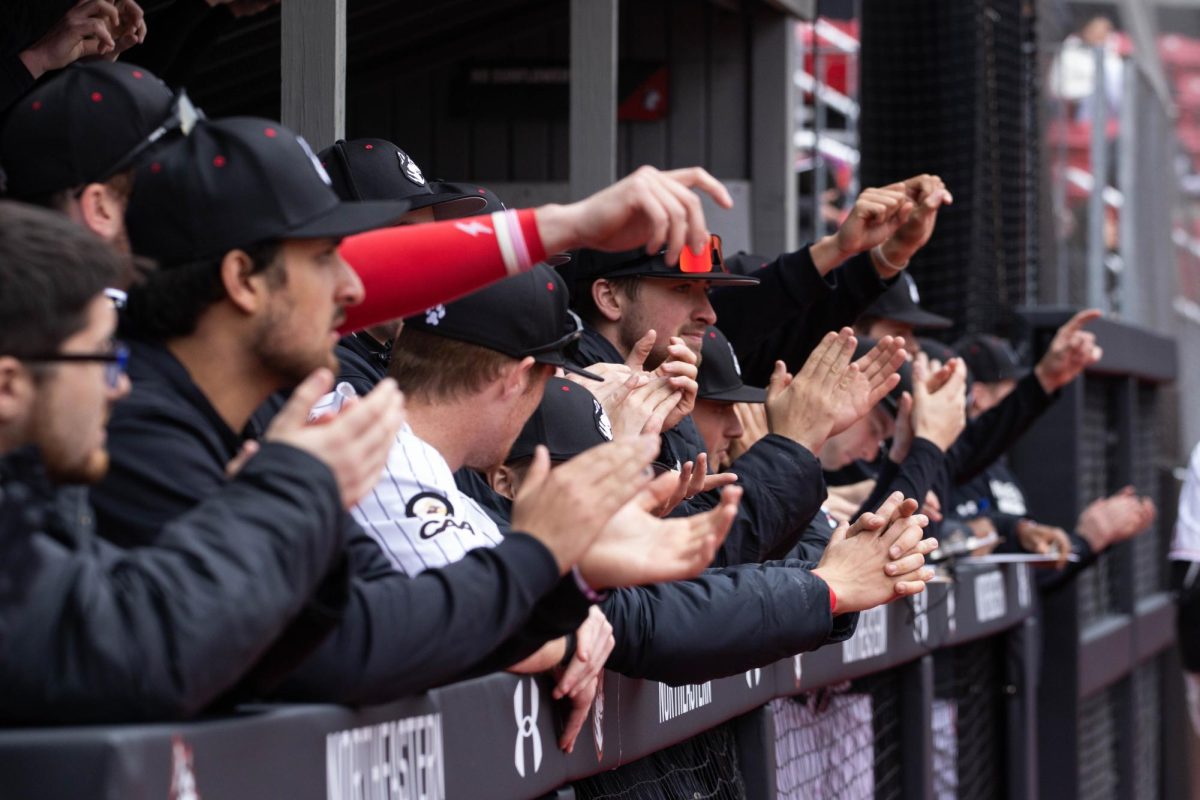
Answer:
[0,61,192,260]
[0,200,410,723]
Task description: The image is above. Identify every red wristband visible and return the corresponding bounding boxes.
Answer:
[828,585,838,614]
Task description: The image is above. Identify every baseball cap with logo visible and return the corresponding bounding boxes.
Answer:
[954,333,1025,383]
[404,263,601,380]
[562,240,761,289]
[697,326,766,403]
[1,62,182,199]
[506,378,613,463]
[862,273,952,330]
[125,117,411,265]
[318,138,487,218]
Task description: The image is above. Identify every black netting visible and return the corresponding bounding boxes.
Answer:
[1132,384,1166,598]
[860,672,904,800]
[573,723,747,800]
[1132,658,1162,800]
[1077,687,1122,800]
[1078,376,1120,626]
[932,641,1007,800]
[859,0,1040,341]
[771,689,876,799]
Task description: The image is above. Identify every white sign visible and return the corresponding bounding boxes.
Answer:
[842,606,888,663]
[974,570,1008,623]
[657,682,713,723]
[513,678,542,778]
[326,713,445,800]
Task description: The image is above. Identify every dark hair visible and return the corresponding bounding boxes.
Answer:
[569,275,641,325]
[388,327,519,403]
[0,200,123,357]
[120,240,284,341]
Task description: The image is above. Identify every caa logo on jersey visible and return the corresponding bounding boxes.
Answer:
[405,491,454,518]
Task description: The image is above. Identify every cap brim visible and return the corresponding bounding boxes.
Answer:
[411,193,489,217]
[698,384,767,403]
[608,267,760,286]
[881,308,954,329]
[543,252,572,267]
[288,198,412,239]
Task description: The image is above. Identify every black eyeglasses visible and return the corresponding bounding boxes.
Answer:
[523,310,584,361]
[24,343,129,389]
[96,90,203,183]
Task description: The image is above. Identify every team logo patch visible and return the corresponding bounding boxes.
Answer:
[405,491,454,518]
[397,150,426,186]
[297,135,333,186]
[425,304,446,326]
[727,342,742,377]
[593,399,614,441]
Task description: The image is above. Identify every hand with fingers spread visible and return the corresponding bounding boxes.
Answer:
[1034,309,1104,393]
[554,606,615,753]
[813,492,937,613]
[577,475,742,587]
[654,453,739,516]
[536,165,733,266]
[512,436,663,576]
[810,184,916,273]
[20,0,121,78]
[611,376,682,438]
[1076,486,1157,553]
[263,369,406,509]
[765,329,904,453]
[910,353,966,452]
[874,174,954,273]
[1016,520,1072,569]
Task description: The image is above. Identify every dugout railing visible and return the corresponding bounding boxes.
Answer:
[0,563,1034,799]
[0,315,1177,800]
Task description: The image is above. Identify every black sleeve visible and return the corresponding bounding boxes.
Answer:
[711,248,894,386]
[268,528,590,705]
[948,373,1057,484]
[856,438,947,519]
[0,54,33,114]
[0,444,346,724]
[677,434,825,567]
[602,560,855,685]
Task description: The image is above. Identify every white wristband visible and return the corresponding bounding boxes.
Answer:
[872,244,909,275]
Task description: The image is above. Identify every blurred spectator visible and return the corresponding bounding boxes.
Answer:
[1049,15,1124,122]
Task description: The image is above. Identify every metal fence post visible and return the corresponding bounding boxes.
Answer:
[280,0,345,148]
[899,654,934,798]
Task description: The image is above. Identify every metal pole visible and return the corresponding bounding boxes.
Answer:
[1117,65,1139,322]
[812,34,826,243]
[569,0,618,200]
[1086,44,1109,312]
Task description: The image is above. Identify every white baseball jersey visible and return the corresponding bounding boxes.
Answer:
[347,421,505,576]
[1172,441,1200,561]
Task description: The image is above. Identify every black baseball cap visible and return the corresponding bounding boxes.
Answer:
[423,178,571,267]
[955,334,1025,383]
[1,62,178,199]
[507,378,613,463]
[697,326,766,403]
[318,138,487,218]
[404,263,601,380]
[918,337,958,364]
[125,117,411,265]
[862,273,952,330]
[562,245,761,287]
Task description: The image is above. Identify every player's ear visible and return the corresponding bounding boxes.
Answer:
[501,356,538,400]
[592,279,623,323]
[488,465,518,500]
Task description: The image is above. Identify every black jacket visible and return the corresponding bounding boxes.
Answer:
[334,332,390,396]
[675,433,827,567]
[454,470,857,685]
[0,441,347,724]
[949,456,1097,590]
[711,248,895,386]
[91,339,590,705]
[858,372,1059,538]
